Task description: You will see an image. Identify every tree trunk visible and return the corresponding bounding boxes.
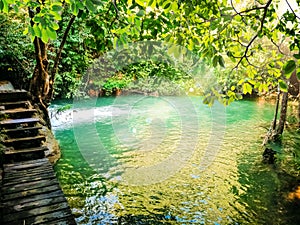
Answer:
[276,90,289,136]
[27,7,77,129]
[297,91,300,129]
[28,7,52,128]
[272,90,280,130]
[30,38,50,104]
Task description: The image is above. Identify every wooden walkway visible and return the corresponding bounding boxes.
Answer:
[0,89,76,224]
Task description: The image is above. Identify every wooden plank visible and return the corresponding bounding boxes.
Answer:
[4,166,54,179]
[4,162,52,173]
[3,158,51,169]
[1,190,64,207]
[4,166,53,177]
[4,168,54,180]
[0,109,36,114]
[7,214,77,225]
[2,202,71,223]
[5,146,48,154]
[0,101,30,109]
[0,90,30,101]
[0,117,39,125]
[2,196,67,215]
[3,126,42,133]
[2,178,59,194]
[40,216,77,225]
[3,172,56,186]
[19,209,75,225]
[29,208,76,225]
[3,135,46,144]
[3,184,61,201]
[4,146,47,155]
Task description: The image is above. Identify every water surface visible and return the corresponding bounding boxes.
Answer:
[51,96,295,224]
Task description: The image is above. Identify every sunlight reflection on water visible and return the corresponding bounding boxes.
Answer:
[51,96,287,225]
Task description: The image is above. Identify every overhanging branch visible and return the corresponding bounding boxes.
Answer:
[285,0,300,20]
[232,0,273,70]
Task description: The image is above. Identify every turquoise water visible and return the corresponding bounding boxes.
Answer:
[51,96,296,224]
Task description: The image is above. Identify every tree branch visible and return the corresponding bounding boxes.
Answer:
[232,0,272,70]
[48,14,77,102]
[270,38,285,55]
[50,14,76,81]
[285,0,300,20]
[232,34,258,70]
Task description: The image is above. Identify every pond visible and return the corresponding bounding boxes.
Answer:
[50,96,297,225]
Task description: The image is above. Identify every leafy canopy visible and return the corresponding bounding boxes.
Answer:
[1,0,300,104]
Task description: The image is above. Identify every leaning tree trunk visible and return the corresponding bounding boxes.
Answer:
[276,90,289,137]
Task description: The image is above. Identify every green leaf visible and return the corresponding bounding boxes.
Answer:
[28,26,35,36]
[242,83,252,94]
[41,28,48,43]
[293,53,300,59]
[52,5,62,12]
[51,23,59,30]
[283,60,296,76]
[136,9,145,17]
[212,55,218,67]
[218,55,225,67]
[71,2,79,16]
[148,0,156,8]
[297,68,300,80]
[236,93,243,100]
[2,0,8,13]
[164,2,171,9]
[135,0,146,7]
[77,2,85,10]
[33,24,41,38]
[86,0,95,12]
[33,16,41,23]
[23,27,29,35]
[13,4,18,12]
[50,10,62,20]
[278,80,288,92]
[0,1,3,11]
[46,27,57,40]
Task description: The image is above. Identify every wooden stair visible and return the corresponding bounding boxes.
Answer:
[0,108,37,119]
[0,90,30,101]
[0,90,44,162]
[0,100,31,109]
[0,88,76,224]
[4,146,48,162]
[2,135,46,149]
[2,126,43,138]
[0,117,40,127]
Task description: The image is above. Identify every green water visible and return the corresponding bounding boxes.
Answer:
[51,96,297,224]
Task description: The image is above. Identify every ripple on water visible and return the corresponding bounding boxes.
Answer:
[51,97,293,224]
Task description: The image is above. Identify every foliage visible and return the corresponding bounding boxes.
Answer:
[110,0,300,103]
[1,0,300,105]
[0,12,34,89]
[101,74,131,95]
[52,11,94,99]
